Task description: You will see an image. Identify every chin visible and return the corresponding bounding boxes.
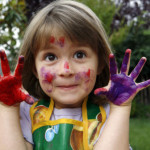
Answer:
[53,97,84,108]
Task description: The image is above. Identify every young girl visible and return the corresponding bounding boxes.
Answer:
[0,0,150,150]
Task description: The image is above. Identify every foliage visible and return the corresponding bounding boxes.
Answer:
[131,98,150,118]
[111,24,150,77]
[129,118,150,150]
[77,0,117,35]
[0,0,27,69]
[110,1,150,89]
[25,0,55,21]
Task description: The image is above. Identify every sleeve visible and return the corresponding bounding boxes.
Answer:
[20,101,34,144]
[94,104,132,150]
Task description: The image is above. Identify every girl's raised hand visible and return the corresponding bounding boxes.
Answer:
[0,50,34,106]
[94,49,150,106]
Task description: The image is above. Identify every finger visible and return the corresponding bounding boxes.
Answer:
[109,54,117,79]
[94,87,108,96]
[137,79,150,91]
[14,56,24,78]
[25,95,35,104]
[120,49,131,74]
[0,50,10,76]
[130,57,146,80]
[19,91,34,104]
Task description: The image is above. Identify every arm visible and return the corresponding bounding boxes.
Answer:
[0,103,28,150]
[94,104,131,150]
[0,50,34,150]
[94,49,150,150]
[0,103,33,150]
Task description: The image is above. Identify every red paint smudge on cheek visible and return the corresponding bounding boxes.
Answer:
[50,36,55,44]
[45,72,53,83]
[64,62,69,69]
[86,69,90,78]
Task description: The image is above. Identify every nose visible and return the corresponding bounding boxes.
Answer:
[58,61,74,77]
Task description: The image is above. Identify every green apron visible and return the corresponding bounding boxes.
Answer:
[30,97,106,150]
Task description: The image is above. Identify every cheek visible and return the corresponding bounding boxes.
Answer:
[75,68,96,91]
[40,67,56,82]
[39,67,56,93]
[75,68,95,81]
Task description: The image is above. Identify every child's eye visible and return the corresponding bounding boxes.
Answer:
[45,53,57,61]
[74,51,86,59]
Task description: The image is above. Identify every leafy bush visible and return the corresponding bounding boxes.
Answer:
[131,97,150,118]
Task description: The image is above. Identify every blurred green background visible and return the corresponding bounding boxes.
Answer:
[0,0,150,149]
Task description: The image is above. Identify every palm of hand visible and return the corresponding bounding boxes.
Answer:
[0,50,34,105]
[0,75,22,105]
[94,49,150,105]
[107,73,137,105]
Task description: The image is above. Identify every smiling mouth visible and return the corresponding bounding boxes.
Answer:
[57,85,78,90]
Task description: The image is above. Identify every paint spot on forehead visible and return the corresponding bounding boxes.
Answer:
[50,36,55,44]
[49,36,65,47]
[58,37,65,47]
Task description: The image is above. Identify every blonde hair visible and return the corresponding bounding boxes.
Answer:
[20,0,112,104]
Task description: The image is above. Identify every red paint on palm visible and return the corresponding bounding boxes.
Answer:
[0,50,34,105]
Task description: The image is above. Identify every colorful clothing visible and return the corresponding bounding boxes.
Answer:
[30,97,106,150]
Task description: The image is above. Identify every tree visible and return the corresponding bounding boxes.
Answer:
[0,0,27,69]
[110,0,150,104]
[24,0,56,21]
[78,0,117,35]
[0,0,150,105]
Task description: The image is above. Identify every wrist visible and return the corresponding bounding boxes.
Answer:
[109,102,131,116]
[0,102,20,113]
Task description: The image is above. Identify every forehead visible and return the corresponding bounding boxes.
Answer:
[32,21,98,57]
[36,26,91,50]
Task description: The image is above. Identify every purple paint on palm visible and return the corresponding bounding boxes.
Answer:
[94,49,150,105]
[106,74,137,105]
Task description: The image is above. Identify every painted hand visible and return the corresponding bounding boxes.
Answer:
[94,49,150,105]
[0,50,34,106]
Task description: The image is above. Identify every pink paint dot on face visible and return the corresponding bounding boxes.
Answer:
[64,61,69,69]
[86,69,90,78]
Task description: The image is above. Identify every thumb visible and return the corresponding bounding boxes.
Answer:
[19,90,34,104]
[94,87,108,96]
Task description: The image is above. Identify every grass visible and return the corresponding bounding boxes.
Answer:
[129,118,150,150]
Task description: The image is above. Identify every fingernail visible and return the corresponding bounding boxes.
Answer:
[126,49,131,53]
[0,50,6,60]
[141,57,147,61]
[19,56,24,64]
[109,54,114,59]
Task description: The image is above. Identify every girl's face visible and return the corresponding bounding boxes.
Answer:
[35,33,99,108]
